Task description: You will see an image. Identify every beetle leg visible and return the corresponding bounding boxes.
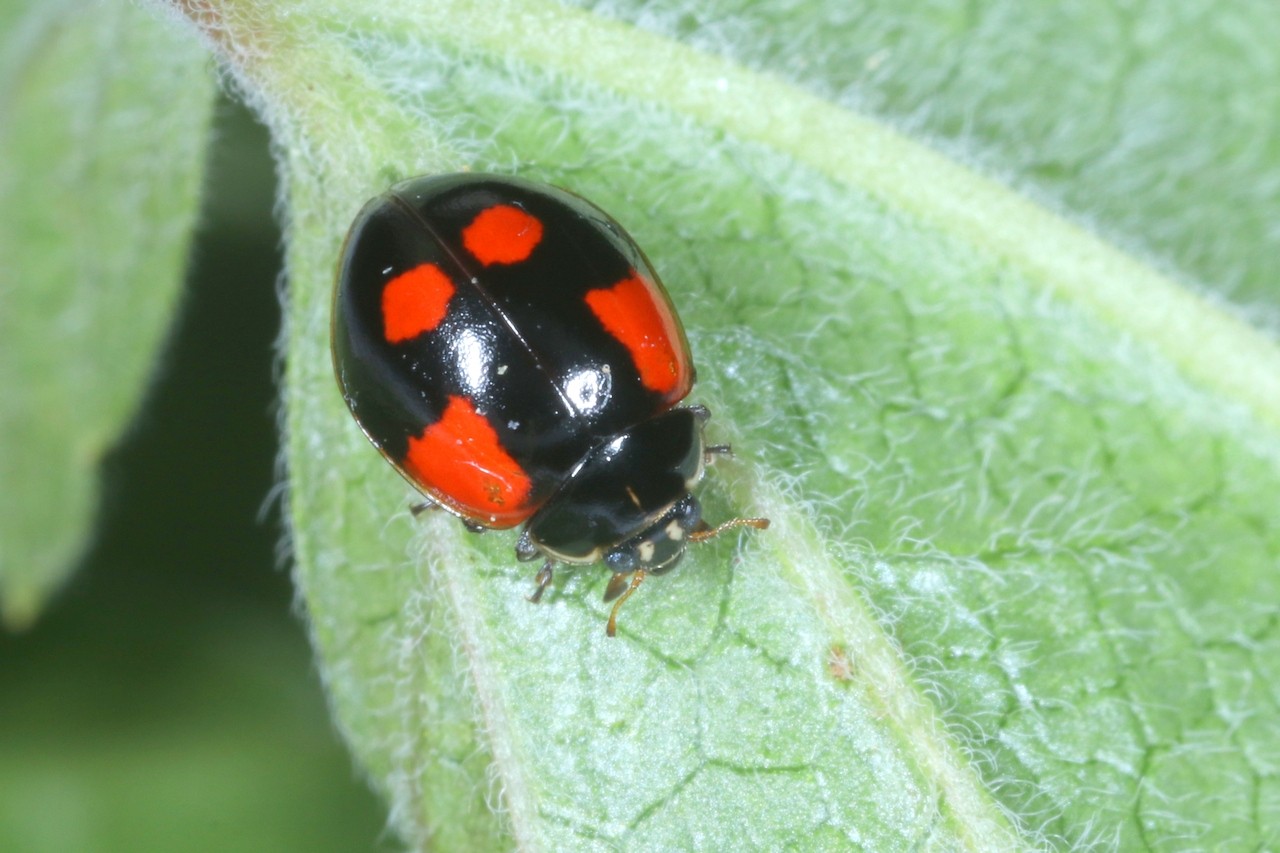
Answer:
[704,444,733,462]
[411,501,491,535]
[527,561,555,603]
[603,571,631,602]
[605,570,647,637]
[689,516,771,543]
[409,499,439,517]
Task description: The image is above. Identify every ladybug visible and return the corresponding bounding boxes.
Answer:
[332,173,767,635]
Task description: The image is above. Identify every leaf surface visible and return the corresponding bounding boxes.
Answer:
[172,0,1280,848]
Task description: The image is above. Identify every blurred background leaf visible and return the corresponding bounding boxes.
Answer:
[0,0,388,843]
[0,0,213,624]
[0,92,389,853]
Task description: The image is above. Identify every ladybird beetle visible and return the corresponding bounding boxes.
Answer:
[332,173,768,635]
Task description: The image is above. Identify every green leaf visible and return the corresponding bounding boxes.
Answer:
[0,0,216,627]
[585,0,1280,318]
[172,0,1280,848]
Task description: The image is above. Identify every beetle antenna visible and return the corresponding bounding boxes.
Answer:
[605,570,647,637]
[689,516,770,543]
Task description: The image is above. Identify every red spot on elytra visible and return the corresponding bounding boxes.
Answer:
[585,273,688,397]
[382,263,455,343]
[404,396,533,527]
[462,204,543,266]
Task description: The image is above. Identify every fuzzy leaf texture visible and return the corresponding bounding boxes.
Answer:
[0,0,215,626]
[169,0,1280,849]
